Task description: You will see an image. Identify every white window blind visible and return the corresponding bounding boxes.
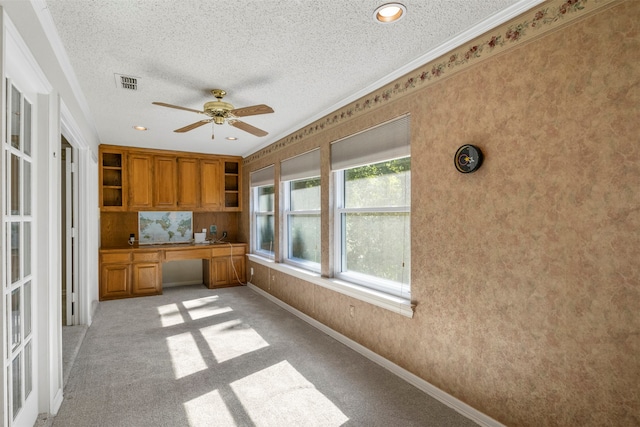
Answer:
[281,149,320,181]
[331,115,410,171]
[250,164,275,187]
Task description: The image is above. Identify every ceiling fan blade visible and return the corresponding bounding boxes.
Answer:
[152,102,205,115]
[174,120,211,133]
[229,120,268,137]
[230,104,274,117]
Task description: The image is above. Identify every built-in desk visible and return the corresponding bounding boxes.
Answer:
[99,243,247,301]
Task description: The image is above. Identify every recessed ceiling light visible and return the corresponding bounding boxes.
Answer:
[226,136,238,141]
[374,3,406,23]
[133,126,147,131]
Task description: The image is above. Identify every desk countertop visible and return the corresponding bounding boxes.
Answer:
[100,242,247,251]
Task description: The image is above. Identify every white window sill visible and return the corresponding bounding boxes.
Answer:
[247,254,415,318]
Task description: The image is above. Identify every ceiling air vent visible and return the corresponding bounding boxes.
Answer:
[114,73,140,91]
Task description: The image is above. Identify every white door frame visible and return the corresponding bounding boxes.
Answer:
[60,102,97,327]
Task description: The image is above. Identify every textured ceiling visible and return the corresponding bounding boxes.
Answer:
[43,0,533,156]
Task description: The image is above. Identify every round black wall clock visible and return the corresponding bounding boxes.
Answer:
[454,144,483,173]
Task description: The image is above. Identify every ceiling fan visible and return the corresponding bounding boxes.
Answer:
[153,89,274,139]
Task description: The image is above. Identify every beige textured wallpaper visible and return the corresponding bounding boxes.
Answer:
[241,1,639,425]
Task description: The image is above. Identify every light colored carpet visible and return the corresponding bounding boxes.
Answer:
[52,285,479,427]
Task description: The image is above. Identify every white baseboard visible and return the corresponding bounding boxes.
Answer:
[51,387,64,415]
[247,283,504,427]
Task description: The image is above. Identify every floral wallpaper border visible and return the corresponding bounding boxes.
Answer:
[244,0,619,165]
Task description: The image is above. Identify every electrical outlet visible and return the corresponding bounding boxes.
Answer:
[349,305,355,318]
[250,267,254,275]
[210,225,217,234]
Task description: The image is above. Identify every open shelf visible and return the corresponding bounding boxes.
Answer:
[100,151,124,210]
[224,160,241,210]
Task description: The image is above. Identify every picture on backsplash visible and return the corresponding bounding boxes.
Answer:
[138,211,193,245]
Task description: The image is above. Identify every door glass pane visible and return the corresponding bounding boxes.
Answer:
[24,222,31,277]
[23,161,31,215]
[4,153,7,215]
[23,100,31,156]
[11,222,20,284]
[11,153,20,215]
[10,85,20,149]
[25,341,32,399]
[5,367,9,419]
[12,354,22,419]
[5,298,9,351]
[11,288,21,349]
[24,281,31,337]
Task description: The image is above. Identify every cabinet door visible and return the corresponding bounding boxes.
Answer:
[153,156,177,208]
[230,255,246,284]
[128,153,153,209]
[212,256,229,286]
[100,263,130,300]
[200,158,222,210]
[177,157,199,208]
[132,263,161,296]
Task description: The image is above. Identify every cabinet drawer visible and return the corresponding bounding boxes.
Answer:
[164,247,212,261]
[211,245,246,258]
[101,252,131,263]
[133,251,160,262]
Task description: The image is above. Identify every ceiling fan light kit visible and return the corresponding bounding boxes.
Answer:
[152,89,274,140]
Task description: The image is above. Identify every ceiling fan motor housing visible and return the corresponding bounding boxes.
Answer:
[204,100,234,124]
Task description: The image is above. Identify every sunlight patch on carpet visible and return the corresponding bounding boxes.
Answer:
[200,319,269,363]
[166,332,208,379]
[183,296,233,320]
[231,360,349,426]
[157,303,184,327]
[184,390,236,426]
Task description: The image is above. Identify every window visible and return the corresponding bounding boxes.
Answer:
[250,166,275,257]
[332,116,410,299]
[281,150,321,271]
[285,178,321,269]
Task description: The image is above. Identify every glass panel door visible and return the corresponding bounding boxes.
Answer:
[3,80,35,424]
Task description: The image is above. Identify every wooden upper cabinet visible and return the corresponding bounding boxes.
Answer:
[177,157,199,209]
[200,158,222,210]
[99,145,242,212]
[153,156,177,208]
[128,152,153,210]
